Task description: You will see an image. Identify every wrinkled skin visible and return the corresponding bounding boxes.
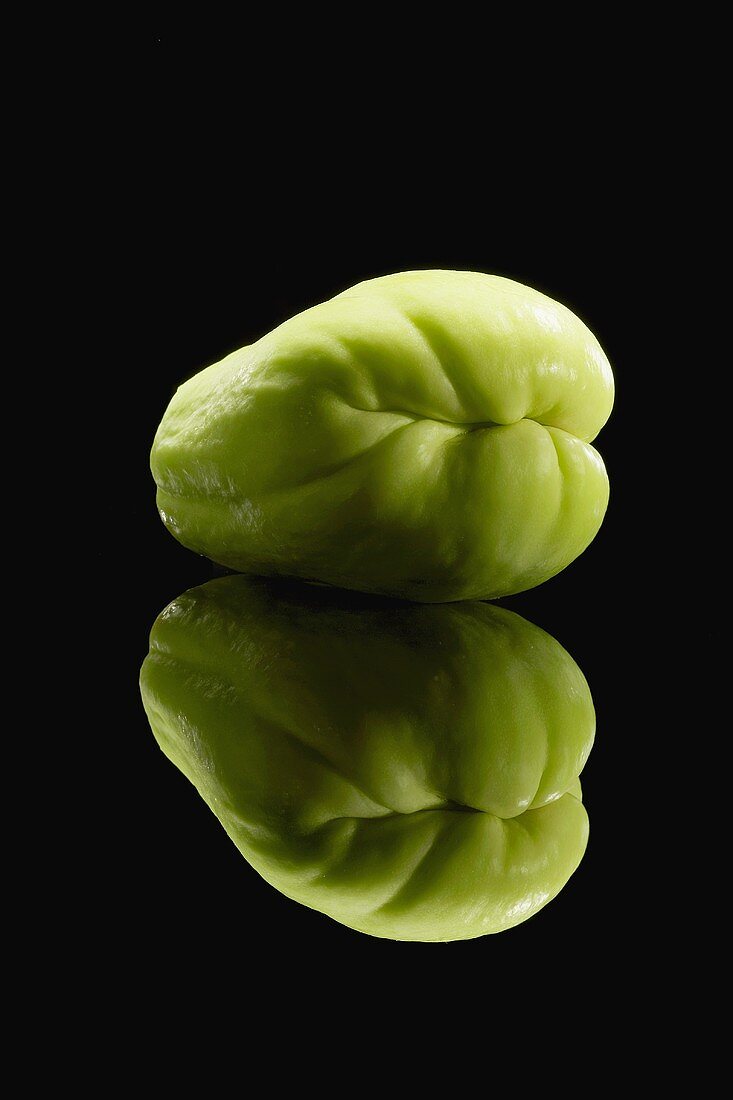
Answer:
[140,576,594,941]
[152,271,613,601]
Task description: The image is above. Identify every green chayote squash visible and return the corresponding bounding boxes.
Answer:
[152,270,613,601]
[140,576,594,941]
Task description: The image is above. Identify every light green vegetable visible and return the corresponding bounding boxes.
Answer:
[152,270,613,601]
[140,576,594,941]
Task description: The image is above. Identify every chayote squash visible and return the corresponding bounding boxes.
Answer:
[152,270,613,601]
[140,576,594,940]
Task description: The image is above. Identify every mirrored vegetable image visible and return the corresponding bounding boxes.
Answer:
[140,576,594,941]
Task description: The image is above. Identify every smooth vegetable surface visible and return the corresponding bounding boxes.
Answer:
[152,270,613,601]
[140,576,594,940]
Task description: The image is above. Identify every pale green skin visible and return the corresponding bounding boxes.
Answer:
[140,577,594,941]
[153,270,613,601]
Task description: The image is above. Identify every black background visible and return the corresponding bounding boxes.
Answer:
[102,53,671,1014]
